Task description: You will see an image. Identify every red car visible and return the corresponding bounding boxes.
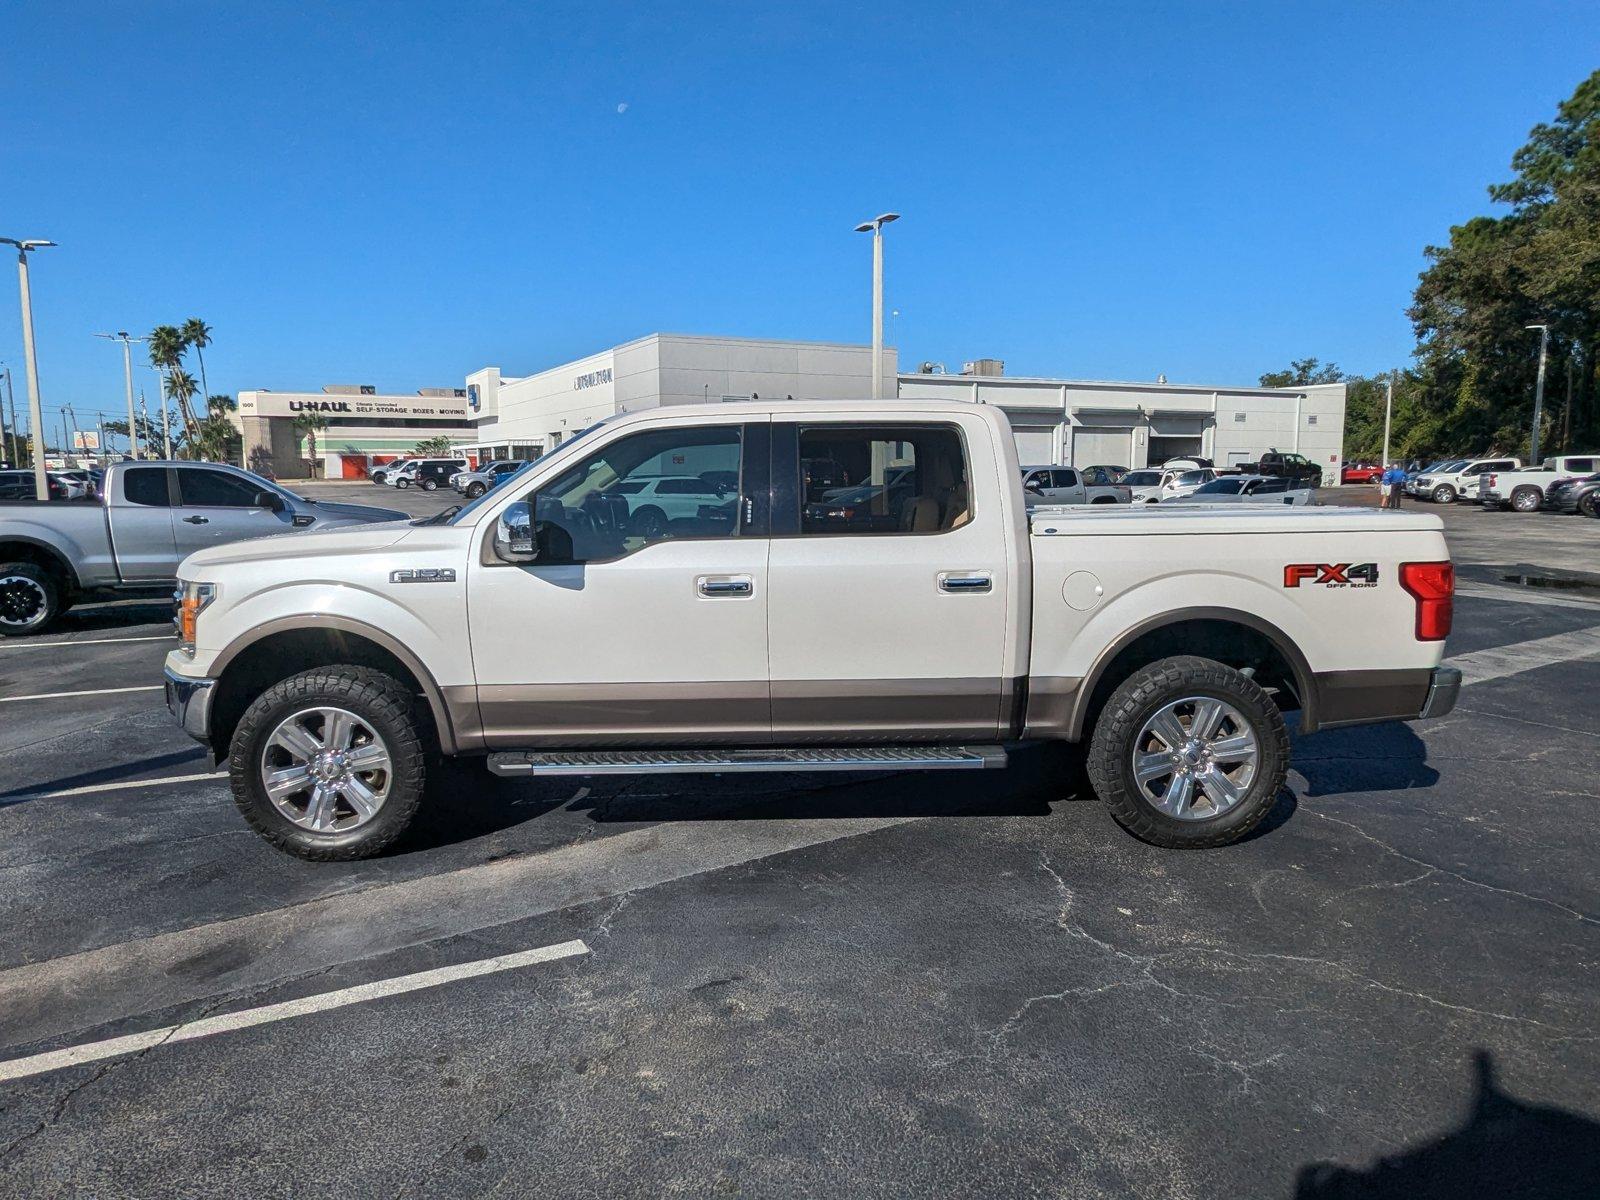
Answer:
[1341,463,1382,484]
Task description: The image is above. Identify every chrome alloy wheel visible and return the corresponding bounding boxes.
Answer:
[1131,696,1260,820]
[0,574,48,628]
[260,706,393,832]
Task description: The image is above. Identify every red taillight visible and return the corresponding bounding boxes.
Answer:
[1400,561,1454,641]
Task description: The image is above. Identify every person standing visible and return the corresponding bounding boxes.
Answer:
[1381,463,1406,509]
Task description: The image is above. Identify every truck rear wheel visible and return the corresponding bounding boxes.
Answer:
[1511,487,1542,512]
[228,665,427,861]
[0,562,62,637]
[1086,655,1289,849]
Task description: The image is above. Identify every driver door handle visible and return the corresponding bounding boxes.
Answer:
[698,574,753,597]
[182,516,209,525]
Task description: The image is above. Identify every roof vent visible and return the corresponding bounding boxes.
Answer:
[960,358,1004,377]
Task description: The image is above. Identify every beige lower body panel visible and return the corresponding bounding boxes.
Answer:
[468,678,1004,748]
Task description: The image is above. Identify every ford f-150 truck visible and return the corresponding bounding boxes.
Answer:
[0,460,407,635]
[163,400,1460,860]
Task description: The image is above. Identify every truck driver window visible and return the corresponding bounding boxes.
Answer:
[797,425,970,535]
[530,425,743,563]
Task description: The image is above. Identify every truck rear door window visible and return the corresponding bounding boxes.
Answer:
[179,468,263,508]
[793,425,969,535]
[123,467,171,507]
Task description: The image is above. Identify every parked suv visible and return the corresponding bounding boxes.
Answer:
[386,458,468,491]
[453,460,528,499]
[1415,457,1521,503]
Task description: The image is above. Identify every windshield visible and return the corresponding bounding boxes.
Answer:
[1123,471,1161,486]
[1176,470,1207,484]
[1195,478,1243,494]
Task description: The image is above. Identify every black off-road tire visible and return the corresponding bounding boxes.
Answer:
[0,562,63,637]
[1580,492,1600,519]
[229,665,427,861]
[1086,655,1290,849]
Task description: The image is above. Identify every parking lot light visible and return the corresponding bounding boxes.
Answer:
[1,237,57,499]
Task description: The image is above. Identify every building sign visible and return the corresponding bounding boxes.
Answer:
[237,391,471,421]
[574,368,613,390]
[468,383,480,412]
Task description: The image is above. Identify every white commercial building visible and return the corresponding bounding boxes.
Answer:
[462,334,897,462]
[458,335,1347,482]
[233,386,476,479]
[896,368,1347,475]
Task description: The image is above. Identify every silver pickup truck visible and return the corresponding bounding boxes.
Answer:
[0,461,407,635]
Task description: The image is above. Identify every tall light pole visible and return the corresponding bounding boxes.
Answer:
[1526,324,1550,465]
[1381,375,1393,467]
[96,332,147,459]
[0,363,17,466]
[854,213,900,399]
[2,236,57,499]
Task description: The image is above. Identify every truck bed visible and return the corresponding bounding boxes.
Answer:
[1027,504,1441,536]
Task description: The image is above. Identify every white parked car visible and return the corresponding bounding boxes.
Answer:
[1479,455,1600,512]
[613,474,738,538]
[1413,457,1520,503]
[1150,467,1218,502]
[166,398,1458,861]
[1162,475,1317,506]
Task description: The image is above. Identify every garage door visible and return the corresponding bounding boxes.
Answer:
[1071,427,1132,468]
[1011,425,1058,466]
[1149,435,1203,463]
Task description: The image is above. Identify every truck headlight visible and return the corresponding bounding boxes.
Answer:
[176,581,216,653]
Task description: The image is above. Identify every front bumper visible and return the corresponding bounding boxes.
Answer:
[1419,666,1461,720]
[164,667,215,746]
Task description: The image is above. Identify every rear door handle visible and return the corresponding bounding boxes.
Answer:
[938,572,992,593]
[182,516,209,525]
[698,574,753,597]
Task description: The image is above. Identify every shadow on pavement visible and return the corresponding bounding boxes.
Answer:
[43,597,175,634]
[1291,721,1438,797]
[1295,1051,1600,1198]
[0,748,212,806]
[399,742,1086,853]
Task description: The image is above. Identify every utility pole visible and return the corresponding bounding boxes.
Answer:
[1526,324,1550,465]
[1,364,16,466]
[155,366,173,458]
[853,213,900,400]
[2,236,57,499]
[1382,376,1394,467]
[96,331,146,459]
[98,413,108,463]
[1562,354,1575,454]
[60,411,71,468]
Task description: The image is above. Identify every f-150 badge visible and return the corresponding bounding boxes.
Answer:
[1283,563,1379,588]
[390,568,456,583]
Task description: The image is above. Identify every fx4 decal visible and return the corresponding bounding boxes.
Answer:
[1283,562,1380,589]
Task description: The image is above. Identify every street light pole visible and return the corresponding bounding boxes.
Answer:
[1526,324,1550,465]
[853,213,900,400]
[96,332,147,459]
[64,403,81,464]
[0,364,17,466]
[1382,376,1393,467]
[2,236,57,499]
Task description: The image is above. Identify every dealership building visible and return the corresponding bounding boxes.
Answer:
[459,334,1347,479]
[237,335,1347,481]
[233,386,476,479]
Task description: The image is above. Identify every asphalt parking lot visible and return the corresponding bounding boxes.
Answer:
[2,482,1598,1197]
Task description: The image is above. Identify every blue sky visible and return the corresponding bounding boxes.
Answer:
[3,1,1597,431]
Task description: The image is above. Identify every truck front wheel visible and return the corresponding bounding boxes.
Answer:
[1086,655,1289,849]
[0,562,62,637]
[228,666,427,860]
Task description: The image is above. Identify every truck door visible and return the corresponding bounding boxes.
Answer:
[766,418,1010,741]
[467,419,772,745]
[173,467,297,557]
[105,465,179,582]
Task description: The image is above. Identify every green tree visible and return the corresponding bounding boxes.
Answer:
[181,318,214,410]
[191,394,239,463]
[1410,68,1600,456]
[413,434,455,456]
[148,324,199,439]
[294,411,329,476]
[163,367,201,453]
[1257,359,1346,388]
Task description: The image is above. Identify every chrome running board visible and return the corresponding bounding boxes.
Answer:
[486,745,1009,777]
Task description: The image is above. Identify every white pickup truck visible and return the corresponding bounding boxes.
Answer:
[164,400,1459,860]
[1479,454,1600,512]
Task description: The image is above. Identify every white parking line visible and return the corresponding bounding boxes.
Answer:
[0,939,589,1084]
[5,770,228,802]
[0,685,163,704]
[1453,627,1600,687]
[0,634,174,651]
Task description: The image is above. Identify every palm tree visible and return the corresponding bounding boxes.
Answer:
[294,411,329,478]
[148,325,197,436]
[192,394,238,463]
[163,367,201,452]
[181,319,213,407]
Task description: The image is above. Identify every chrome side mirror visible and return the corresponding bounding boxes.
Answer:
[494,500,538,563]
